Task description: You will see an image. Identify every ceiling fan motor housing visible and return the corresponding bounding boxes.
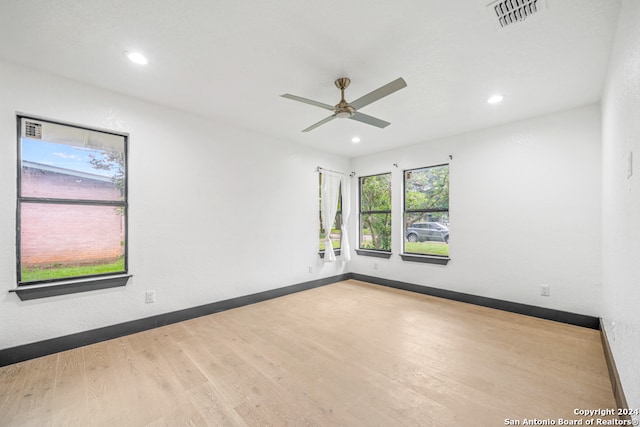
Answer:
[335,101,355,118]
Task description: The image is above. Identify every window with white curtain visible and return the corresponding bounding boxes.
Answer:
[319,172,342,255]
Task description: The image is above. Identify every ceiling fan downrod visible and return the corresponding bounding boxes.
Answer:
[334,77,355,118]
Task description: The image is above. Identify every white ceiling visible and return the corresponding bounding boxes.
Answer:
[0,0,622,158]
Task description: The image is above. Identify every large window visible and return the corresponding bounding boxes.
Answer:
[359,173,392,252]
[319,173,341,253]
[17,116,128,285]
[403,164,449,257]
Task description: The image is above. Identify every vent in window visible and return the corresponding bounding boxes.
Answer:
[24,121,42,139]
[487,0,546,29]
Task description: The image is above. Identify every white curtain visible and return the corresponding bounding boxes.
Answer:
[320,171,342,262]
[340,174,351,261]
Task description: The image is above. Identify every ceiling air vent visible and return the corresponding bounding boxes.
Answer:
[487,0,546,29]
[24,121,42,139]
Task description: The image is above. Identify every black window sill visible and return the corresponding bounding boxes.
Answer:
[11,274,131,301]
[355,249,392,259]
[400,254,450,265]
[319,249,341,259]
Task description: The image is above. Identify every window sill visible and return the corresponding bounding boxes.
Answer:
[355,249,392,259]
[319,249,341,259]
[11,274,131,301]
[400,254,450,265]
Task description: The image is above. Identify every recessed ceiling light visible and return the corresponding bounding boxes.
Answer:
[487,94,504,104]
[126,51,148,65]
[351,137,361,143]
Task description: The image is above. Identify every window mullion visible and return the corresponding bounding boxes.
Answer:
[19,197,126,207]
[361,210,391,215]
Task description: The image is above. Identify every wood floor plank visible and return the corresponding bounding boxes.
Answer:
[104,337,170,426]
[155,338,209,393]
[10,354,57,426]
[84,340,127,426]
[0,280,617,426]
[185,382,249,427]
[0,361,28,425]
[50,347,88,426]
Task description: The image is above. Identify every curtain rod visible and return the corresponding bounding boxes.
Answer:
[316,166,345,175]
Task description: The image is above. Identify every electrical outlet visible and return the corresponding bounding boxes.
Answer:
[540,284,550,297]
[308,266,313,273]
[374,263,378,270]
[145,290,156,303]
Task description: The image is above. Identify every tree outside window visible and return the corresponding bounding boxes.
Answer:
[359,173,391,251]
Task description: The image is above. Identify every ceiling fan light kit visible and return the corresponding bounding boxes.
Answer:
[281,77,407,132]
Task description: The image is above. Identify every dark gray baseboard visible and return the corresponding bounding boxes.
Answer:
[0,273,350,367]
[1,272,601,367]
[599,319,631,420]
[351,273,600,329]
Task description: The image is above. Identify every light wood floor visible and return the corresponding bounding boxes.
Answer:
[0,280,616,426]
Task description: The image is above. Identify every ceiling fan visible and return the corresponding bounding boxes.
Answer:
[281,77,407,132]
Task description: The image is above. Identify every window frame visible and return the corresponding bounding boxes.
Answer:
[401,163,450,265]
[356,172,392,258]
[13,115,130,299]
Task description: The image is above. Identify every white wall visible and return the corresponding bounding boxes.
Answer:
[349,104,603,316]
[0,60,348,349]
[601,0,640,414]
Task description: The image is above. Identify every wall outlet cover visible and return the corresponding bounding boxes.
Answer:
[145,290,156,303]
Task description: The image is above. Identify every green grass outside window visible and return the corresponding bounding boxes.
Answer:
[21,258,125,282]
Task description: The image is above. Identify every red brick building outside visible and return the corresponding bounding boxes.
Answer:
[20,162,125,268]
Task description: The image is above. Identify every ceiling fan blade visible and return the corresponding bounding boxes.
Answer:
[302,115,336,132]
[349,112,390,128]
[280,94,335,111]
[350,77,407,110]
